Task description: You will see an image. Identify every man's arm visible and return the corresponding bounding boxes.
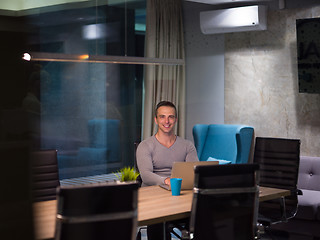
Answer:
[136,141,167,186]
[186,140,199,162]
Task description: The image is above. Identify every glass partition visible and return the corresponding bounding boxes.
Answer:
[0,0,145,179]
[29,60,143,179]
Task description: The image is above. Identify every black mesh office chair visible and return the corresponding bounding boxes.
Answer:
[188,164,260,240]
[55,181,139,240]
[31,149,60,201]
[253,137,301,236]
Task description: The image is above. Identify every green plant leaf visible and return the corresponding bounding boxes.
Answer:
[113,166,140,182]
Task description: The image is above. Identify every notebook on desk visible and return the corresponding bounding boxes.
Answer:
[160,161,219,191]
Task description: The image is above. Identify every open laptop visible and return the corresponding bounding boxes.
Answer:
[160,161,219,191]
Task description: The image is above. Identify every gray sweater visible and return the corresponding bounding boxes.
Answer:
[136,136,199,186]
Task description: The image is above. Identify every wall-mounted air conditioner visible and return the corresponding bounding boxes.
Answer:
[200,5,267,34]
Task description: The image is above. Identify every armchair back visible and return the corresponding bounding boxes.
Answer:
[193,124,254,164]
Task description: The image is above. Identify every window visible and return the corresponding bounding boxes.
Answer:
[0,0,146,180]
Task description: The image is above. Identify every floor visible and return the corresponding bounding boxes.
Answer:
[260,231,290,240]
[138,227,181,240]
[137,227,290,240]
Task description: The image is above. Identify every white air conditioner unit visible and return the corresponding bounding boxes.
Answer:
[200,5,267,34]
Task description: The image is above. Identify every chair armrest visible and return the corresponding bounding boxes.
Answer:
[236,126,254,164]
[296,189,303,195]
[288,188,303,196]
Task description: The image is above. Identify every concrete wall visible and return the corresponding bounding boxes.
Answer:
[224,5,320,156]
[184,1,320,156]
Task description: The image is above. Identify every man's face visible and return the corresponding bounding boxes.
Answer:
[155,106,177,134]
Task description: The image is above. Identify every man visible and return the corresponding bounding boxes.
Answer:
[136,101,198,239]
[136,101,198,187]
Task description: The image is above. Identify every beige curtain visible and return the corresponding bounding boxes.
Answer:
[142,0,186,140]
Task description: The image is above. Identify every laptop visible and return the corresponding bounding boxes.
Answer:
[160,161,219,191]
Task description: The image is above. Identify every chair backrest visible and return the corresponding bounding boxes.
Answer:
[193,124,254,164]
[190,164,259,240]
[31,149,60,201]
[87,119,120,162]
[253,137,300,223]
[55,181,139,240]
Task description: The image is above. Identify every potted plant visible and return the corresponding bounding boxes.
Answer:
[114,166,140,182]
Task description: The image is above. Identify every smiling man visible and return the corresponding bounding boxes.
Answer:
[136,101,199,188]
[136,101,199,240]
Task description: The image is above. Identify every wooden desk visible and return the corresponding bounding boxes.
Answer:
[259,186,291,202]
[33,185,290,239]
[138,186,193,226]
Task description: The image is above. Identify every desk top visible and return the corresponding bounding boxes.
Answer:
[259,186,291,202]
[33,185,290,239]
[138,186,193,226]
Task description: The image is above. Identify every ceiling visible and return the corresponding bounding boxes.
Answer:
[184,0,274,4]
[0,0,145,12]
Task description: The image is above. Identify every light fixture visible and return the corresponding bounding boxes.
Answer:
[23,53,31,61]
[23,52,185,65]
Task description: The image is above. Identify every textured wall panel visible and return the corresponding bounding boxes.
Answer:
[225,6,320,156]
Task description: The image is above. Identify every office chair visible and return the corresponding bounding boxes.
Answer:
[253,137,301,237]
[188,163,260,240]
[55,181,139,240]
[31,149,60,201]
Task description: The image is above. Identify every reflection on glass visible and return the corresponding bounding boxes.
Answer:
[0,0,145,180]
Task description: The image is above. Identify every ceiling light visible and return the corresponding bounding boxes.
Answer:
[24,52,185,65]
[22,53,31,61]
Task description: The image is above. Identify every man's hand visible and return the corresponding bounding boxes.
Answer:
[164,177,171,185]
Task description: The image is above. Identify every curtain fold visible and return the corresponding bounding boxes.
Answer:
[142,0,186,140]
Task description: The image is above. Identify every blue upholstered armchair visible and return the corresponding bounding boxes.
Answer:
[192,124,254,164]
[58,119,121,179]
[77,119,120,165]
